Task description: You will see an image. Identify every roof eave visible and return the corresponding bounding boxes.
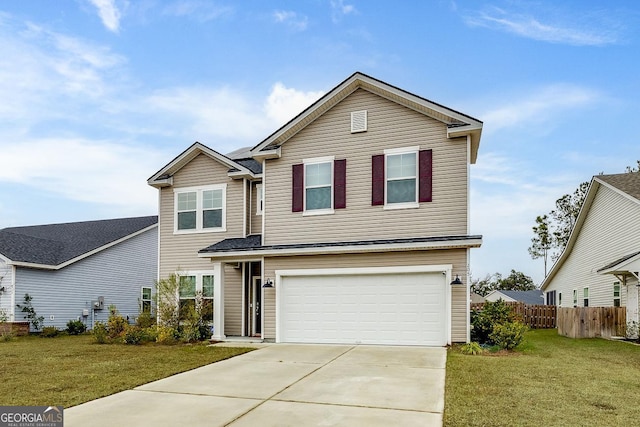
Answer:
[252,147,281,161]
[198,236,482,259]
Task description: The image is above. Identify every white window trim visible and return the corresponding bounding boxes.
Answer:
[256,184,263,216]
[302,156,335,216]
[141,287,152,309]
[583,287,589,307]
[558,292,562,307]
[613,282,621,306]
[572,289,578,306]
[174,184,227,234]
[383,146,419,210]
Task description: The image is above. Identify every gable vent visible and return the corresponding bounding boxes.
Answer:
[351,110,367,133]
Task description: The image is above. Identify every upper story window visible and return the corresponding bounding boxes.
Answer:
[256,184,263,216]
[583,287,589,307]
[613,282,621,307]
[292,157,346,214]
[305,160,333,212]
[174,184,226,233]
[372,147,432,209]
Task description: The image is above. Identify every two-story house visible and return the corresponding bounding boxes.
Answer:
[148,72,483,346]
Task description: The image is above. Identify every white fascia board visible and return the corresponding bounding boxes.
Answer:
[198,237,482,260]
[9,224,158,271]
[541,178,600,290]
[0,253,12,264]
[275,264,453,277]
[251,147,281,161]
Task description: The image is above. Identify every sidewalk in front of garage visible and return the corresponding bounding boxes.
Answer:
[64,343,446,427]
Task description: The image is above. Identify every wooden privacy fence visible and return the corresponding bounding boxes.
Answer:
[557,307,626,339]
[471,302,556,329]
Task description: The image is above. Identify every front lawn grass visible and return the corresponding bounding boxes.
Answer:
[445,329,640,426]
[0,334,253,407]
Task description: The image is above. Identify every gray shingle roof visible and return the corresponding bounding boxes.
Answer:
[598,172,640,201]
[226,146,262,174]
[497,290,544,305]
[0,216,158,266]
[200,235,482,254]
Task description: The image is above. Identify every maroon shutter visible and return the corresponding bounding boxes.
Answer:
[292,163,304,212]
[371,154,385,206]
[334,159,346,209]
[419,149,433,202]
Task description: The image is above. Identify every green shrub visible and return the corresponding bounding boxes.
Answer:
[123,325,144,345]
[460,342,484,355]
[40,326,59,338]
[107,314,128,339]
[471,300,519,345]
[490,321,528,350]
[66,320,87,335]
[156,325,178,345]
[142,326,158,343]
[93,322,108,344]
[136,311,156,328]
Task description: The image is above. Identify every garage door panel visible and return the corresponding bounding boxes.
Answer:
[279,271,447,346]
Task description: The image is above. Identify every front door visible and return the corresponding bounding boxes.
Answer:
[251,277,262,336]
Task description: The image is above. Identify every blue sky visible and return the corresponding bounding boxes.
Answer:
[0,0,638,284]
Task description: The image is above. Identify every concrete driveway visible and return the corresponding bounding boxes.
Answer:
[65,344,446,427]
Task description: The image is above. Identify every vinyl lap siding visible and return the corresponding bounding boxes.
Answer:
[158,154,244,279]
[547,185,640,307]
[13,227,158,330]
[263,88,468,246]
[0,259,13,320]
[262,249,468,341]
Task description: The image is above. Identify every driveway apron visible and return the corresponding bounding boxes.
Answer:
[65,344,446,427]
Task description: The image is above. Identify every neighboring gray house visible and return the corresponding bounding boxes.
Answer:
[541,173,640,326]
[484,289,544,305]
[0,216,158,330]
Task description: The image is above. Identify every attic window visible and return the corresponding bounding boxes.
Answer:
[351,110,367,133]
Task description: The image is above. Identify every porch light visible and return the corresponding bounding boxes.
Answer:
[450,275,463,285]
[262,278,274,288]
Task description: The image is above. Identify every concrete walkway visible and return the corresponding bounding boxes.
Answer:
[65,344,446,426]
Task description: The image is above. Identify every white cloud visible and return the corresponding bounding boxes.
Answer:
[162,1,233,22]
[88,0,123,33]
[0,137,164,210]
[464,7,618,46]
[272,10,308,31]
[481,84,600,133]
[264,83,324,125]
[330,0,356,23]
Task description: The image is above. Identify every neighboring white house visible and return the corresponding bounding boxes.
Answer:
[541,173,640,326]
[0,216,158,330]
[484,289,544,305]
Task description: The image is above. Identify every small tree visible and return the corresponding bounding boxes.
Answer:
[528,215,554,276]
[16,293,45,331]
[156,273,181,330]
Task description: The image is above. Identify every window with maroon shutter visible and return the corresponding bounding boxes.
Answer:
[293,158,345,213]
[374,147,433,207]
[292,163,304,212]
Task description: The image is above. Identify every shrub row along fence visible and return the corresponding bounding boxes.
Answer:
[557,307,626,338]
[471,302,556,329]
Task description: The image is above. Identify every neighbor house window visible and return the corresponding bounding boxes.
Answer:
[256,184,263,216]
[546,290,556,306]
[141,287,152,313]
[372,147,432,208]
[558,292,562,306]
[174,185,226,233]
[573,289,578,307]
[583,287,589,307]
[292,157,346,213]
[178,273,214,322]
[613,282,621,307]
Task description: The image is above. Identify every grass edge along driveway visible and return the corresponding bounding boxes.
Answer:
[0,334,253,407]
[444,329,640,426]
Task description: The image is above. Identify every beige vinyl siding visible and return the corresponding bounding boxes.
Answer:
[262,249,468,341]
[546,185,640,307]
[158,153,244,279]
[263,88,468,246]
[224,264,242,336]
[249,181,263,235]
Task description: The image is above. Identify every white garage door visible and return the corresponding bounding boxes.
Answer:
[278,270,447,346]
